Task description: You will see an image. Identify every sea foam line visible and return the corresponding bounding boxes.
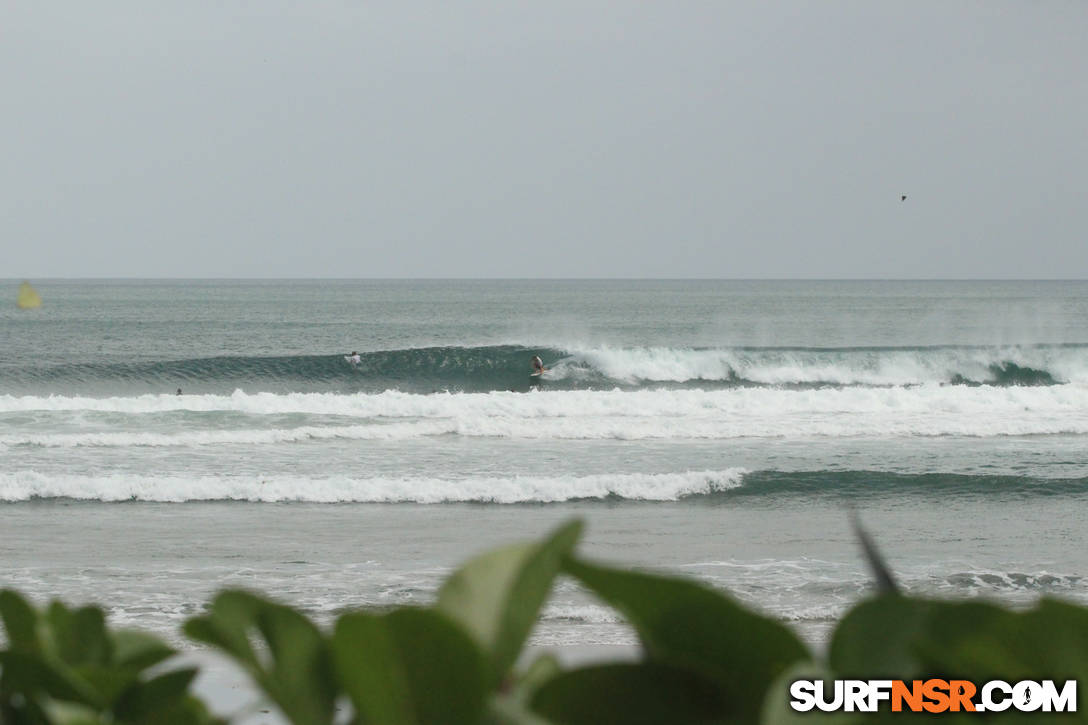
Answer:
[4,387,1088,442]
[0,469,748,503]
[5,413,1088,446]
[4,384,1088,417]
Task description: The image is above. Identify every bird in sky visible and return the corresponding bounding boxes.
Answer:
[901,195,907,202]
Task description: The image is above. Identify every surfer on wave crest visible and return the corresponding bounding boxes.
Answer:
[531,355,545,374]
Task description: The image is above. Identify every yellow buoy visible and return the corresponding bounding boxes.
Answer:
[16,281,41,309]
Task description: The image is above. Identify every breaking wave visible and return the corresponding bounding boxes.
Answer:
[3,469,1085,504]
[0,469,749,503]
[4,343,1088,394]
[3,384,1088,442]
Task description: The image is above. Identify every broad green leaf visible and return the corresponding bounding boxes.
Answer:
[832,597,1088,722]
[160,695,226,725]
[913,601,1030,682]
[113,668,199,722]
[46,604,112,668]
[0,651,101,707]
[916,598,1088,687]
[183,592,261,669]
[0,589,42,654]
[483,653,562,725]
[833,596,1088,685]
[514,652,562,700]
[253,602,338,725]
[111,630,175,670]
[564,557,808,723]
[829,596,932,677]
[73,665,142,709]
[333,608,486,725]
[1010,599,1088,679]
[183,590,335,725]
[437,519,583,686]
[530,662,728,725]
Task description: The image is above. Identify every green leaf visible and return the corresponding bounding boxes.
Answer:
[254,604,338,725]
[165,695,226,725]
[913,600,1030,681]
[0,651,101,707]
[831,596,1088,725]
[482,653,563,725]
[46,604,112,668]
[0,589,42,654]
[830,597,1088,723]
[333,608,487,725]
[829,596,932,677]
[110,630,175,670]
[113,668,198,723]
[183,593,261,670]
[530,662,728,725]
[563,556,809,724]
[183,590,335,725]
[437,519,583,687]
[514,652,562,701]
[72,665,142,709]
[1011,598,1088,679]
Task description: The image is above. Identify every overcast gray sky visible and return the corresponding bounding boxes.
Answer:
[3,2,1086,278]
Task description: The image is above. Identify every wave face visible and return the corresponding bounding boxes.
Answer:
[6,343,1088,394]
[3,469,1086,503]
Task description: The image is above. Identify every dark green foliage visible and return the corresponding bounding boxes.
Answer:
[332,608,486,725]
[4,519,1087,724]
[832,597,1088,697]
[829,596,934,677]
[437,520,583,689]
[184,591,337,725]
[0,590,220,725]
[829,596,1088,723]
[563,556,810,723]
[530,662,728,725]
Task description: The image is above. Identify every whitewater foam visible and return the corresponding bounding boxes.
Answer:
[565,343,1088,385]
[4,385,1088,442]
[0,469,748,503]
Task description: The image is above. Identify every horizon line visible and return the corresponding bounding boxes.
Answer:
[6,277,1088,283]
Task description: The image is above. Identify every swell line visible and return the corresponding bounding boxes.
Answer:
[4,342,1088,394]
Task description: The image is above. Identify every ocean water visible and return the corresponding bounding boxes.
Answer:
[2,279,1087,648]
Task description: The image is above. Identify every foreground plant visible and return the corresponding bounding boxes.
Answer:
[0,591,220,724]
[2,519,1086,724]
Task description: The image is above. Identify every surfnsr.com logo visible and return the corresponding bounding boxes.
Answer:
[789,679,1077,713]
